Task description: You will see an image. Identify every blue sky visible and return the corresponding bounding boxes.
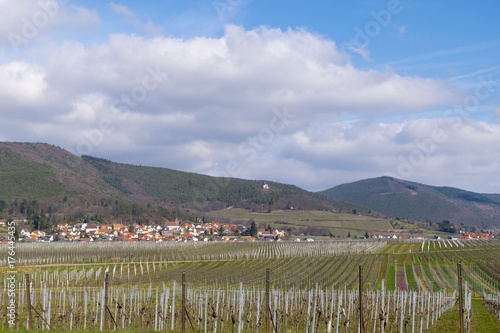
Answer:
[0,0,499,193]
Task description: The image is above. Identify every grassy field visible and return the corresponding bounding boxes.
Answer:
[206,208,462,238]
[471,298,500,332]
[207,208,393,236]
[426,297,500,333]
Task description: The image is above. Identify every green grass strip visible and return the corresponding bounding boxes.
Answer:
[425,299,461,333]
[471,298,500,332]
[426,297,500,333]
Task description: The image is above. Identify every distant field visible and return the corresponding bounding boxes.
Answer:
[207,208,393,235]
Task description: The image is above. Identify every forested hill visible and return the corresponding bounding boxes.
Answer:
[0,142,368,225]
[318,176,500,229]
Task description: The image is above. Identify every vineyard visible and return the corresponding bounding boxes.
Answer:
[1,239,500,331]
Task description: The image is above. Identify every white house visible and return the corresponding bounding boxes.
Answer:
[20,229,31,237]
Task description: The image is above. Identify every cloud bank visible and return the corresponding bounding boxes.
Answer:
[0,13,498,193]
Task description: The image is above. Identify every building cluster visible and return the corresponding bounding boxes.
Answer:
[371,234,426,239]
[13,219,288,243]
[461,232,495,240]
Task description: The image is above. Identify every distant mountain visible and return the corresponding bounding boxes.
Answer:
[318,176,500,229]
[0,142,368,226]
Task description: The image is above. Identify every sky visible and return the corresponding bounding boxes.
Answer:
[0,0,500,193]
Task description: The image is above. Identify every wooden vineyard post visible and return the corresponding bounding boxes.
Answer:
[359,265,365,333]
[182,271,186,333]
[26,274,32,330]
[103,271,109,331]
[458,262,464,333]
[266,268,270,333]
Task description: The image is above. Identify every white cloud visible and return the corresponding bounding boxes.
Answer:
[110,3,162,35]
[0,0,99,52]
[61,94,107,123]
[0,62,47,103]
[57,5,100,27]
[213,0,252,22]
[273,118,500,192]
[42,25,459,125]
[346,42,371,61]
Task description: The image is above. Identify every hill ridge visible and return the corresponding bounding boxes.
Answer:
[0,142,369,227]
[318,176,500,229]
[2,141,498,230]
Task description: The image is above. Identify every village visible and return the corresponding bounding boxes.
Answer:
[0,218,495,243]
[8,219,287,243]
